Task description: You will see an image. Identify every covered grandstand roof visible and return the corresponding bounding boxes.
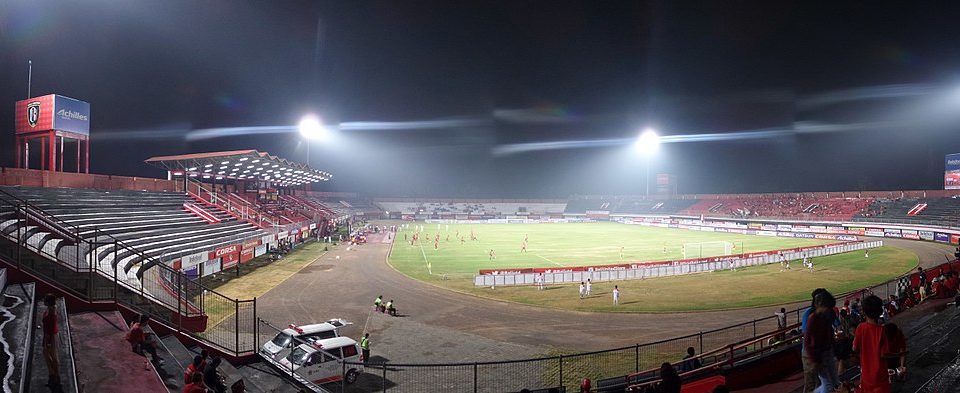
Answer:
[145,150,332,186]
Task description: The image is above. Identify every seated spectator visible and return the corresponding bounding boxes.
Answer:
[204,356,227,393]
[127,314,163,365]
[657,363,681,393]
[680,347,702,372]
[183,372,207,393]
[185,355,204,385]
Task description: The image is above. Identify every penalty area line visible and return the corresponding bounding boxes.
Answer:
[417,241,433,275]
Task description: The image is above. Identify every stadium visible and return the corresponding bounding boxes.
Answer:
[3,2,960,393]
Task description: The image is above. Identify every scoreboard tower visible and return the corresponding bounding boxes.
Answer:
[14,94,91,173]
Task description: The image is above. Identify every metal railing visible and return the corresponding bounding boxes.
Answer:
[0,188,260,356]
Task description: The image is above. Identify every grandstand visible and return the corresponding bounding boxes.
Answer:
[375,199,566,217]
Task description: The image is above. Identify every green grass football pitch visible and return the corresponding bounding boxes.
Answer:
[389,222,836,280]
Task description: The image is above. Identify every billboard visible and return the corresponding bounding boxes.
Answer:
[15,94,90,135]
[946,153,960,189]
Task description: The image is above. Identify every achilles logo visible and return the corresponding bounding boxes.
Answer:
[57,109,88,121]
[215,245,238,257]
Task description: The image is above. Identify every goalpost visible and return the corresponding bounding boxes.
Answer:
[682,241,735,259]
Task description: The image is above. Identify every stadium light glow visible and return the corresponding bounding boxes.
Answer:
[298,114,328,140]
[634,128,660,155]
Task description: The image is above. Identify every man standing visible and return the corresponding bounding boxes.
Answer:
[585,279,592,296]
[360,333,371,364]
[613,285,620,306]
[578,282,585,299]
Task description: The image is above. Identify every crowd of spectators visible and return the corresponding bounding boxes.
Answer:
[683,196,873,220]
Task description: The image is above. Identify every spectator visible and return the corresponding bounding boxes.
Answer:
[801,288,828,393]
[853,295,889,393]
[657,362,681,393]
[127,314,163,365]
[834,309,854,374]
[579,377,592,393]
[804,291,838,393]
[199,349,209,371]
[185,355,204,385]
[41,293,60,388]
[183,372,207,393]
[883,323,907,382]
[204,356,227,393]
[680,347,702,372]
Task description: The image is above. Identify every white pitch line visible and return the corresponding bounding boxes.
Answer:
[533,253,564,267]
[417,241,432,274]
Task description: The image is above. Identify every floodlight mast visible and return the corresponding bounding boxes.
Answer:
[298,114,326,166]
[635,128,659,196]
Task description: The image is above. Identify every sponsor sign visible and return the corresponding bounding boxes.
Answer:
[777,224,793,230]
[883,228,902,238]
[794,233,816,238]
[901,230,920,240]
[254,245,268,258]
[946,153,960,190]
[920,231,935,241]
[762,224,777,231]
[210,244,240,260]
[846,227,866,236]
[181,252,208,270]
[777,232,796,238]
[757,230,777,237]
[826,226,846,234]
[865,228,885,237]
[952,235,960,245]
[309,223,317,230]
[809,225,827,232]
[243,239,260,250]
[261,234,275,244]
[747,223,762,229]
[240,247,255,263]
[936,232,951,243]
[202,258,222,277]
[837,235,859,241]
[15,95,90,135]
[277,231,289,240]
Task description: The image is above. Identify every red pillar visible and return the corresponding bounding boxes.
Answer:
[76,137,81,173]
[47,131,55,171]
[40,136,47,170]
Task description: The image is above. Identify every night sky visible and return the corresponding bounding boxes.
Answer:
[3,1,960,198]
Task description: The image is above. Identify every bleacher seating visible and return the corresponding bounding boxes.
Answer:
[613,197,698,215]
[0,186,267,290]
[563,196,617,214]
[680,196,872,221]
[376,200,566,216]
[855,197,960,225]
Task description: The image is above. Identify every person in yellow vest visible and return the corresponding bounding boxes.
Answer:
[360,333,370,364]
[385,300,396,316]
[373,295,383,313]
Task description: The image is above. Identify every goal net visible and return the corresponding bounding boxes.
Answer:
[682,241,734,259]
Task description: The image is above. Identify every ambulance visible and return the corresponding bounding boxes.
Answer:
[278,337,364,385]
[260,319,352,360]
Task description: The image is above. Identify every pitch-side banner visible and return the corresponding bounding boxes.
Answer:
[946,153,960,189]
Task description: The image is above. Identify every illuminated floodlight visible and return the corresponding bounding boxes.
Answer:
[634,128,660,155]
[298,114,328,140]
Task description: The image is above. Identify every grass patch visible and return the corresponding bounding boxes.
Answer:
[196,241,329,328]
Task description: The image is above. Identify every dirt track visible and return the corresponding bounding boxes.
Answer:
[254,235,955,355]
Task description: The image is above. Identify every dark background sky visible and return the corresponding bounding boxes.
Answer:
[2,1,960,198]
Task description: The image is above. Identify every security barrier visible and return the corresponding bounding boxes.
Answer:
[475,241,882,287]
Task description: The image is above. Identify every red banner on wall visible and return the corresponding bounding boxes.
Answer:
[15,95,55,133]
[242,239,260,250]
[212,244,240,269]
[240,247,255,263]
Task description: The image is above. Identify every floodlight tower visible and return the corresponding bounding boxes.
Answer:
[634,128,660,196]
[298,114,327,166]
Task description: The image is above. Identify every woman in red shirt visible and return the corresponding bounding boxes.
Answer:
[41,293,60,388]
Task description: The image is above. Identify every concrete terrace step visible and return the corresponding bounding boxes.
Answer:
[29,296,78,393]
[1,282,35,393]
[68,311,167,393]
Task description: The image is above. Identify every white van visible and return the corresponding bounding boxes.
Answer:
[278,337,364,385]
[261,319,352,360]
